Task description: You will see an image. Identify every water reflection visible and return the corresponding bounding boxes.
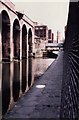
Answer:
[2,63,10,115]
[22,59,27,93]
[34,58,55,79]
[2,57,55,116]
[12,61,20,102]
[28,58,32,88]
[0,64,2,117]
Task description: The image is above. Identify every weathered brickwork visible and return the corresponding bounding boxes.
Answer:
[60,2,79,119]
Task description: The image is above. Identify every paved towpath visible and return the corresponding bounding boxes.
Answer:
[4,51,63,119]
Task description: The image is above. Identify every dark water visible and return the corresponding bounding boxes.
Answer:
[0,58,55,115]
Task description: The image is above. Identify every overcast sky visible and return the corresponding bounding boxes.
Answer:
[11,0,69,40]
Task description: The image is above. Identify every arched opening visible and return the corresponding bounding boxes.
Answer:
[1,10,10,62]
[22,25,27,59]
[28,28,32,88]
[21,25,27,93]
[28,28,32,54]
[13,19,20,60]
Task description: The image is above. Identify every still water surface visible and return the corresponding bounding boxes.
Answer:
[1,58,55,115]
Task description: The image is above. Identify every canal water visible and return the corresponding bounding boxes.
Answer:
[0,58,55,115]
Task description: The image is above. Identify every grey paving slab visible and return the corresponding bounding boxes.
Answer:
[4,51,63,119]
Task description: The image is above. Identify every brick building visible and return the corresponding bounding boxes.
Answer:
[57,31,61,43]
[48,29,52,43]
[35,25,48,42]
[52,33,54,43]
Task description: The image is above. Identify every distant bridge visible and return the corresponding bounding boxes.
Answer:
[45,43,61,51]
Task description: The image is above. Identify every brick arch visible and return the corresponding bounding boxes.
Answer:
[1,10,11,62]
[22,24,27,93]
[28,28,32,53]
[1,10,11,115]
[13,19,20,60]
[22,24,27,59]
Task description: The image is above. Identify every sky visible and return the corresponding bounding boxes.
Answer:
[11,0,69,40]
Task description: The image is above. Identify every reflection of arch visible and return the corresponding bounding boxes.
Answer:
[28,28,32,53]
[2,63,10,115]
[22,24,27,58]
[28,58,32,87]
[13,19,20,60]
[22,59,27,93]
[1,10,10,62]
[12,62,20,102]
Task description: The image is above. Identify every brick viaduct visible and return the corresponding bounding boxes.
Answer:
[0,0,35,62]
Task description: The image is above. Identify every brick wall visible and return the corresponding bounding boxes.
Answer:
[60,2,79,119]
